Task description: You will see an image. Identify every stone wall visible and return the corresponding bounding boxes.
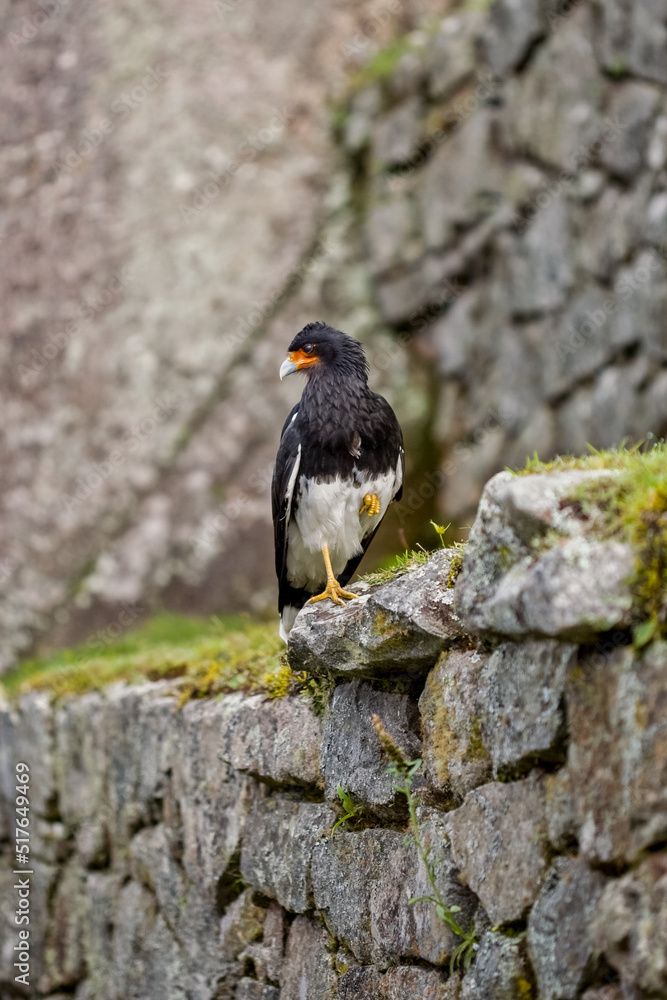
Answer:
[338,0,667,521]
[1,466,666,1000]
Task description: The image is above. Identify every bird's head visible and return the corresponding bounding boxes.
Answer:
[279,322,369,382]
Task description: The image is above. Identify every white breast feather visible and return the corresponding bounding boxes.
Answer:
[286,466,400,590]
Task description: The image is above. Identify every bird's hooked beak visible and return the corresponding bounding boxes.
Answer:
[279,349,318,380]
[279,355,298,380]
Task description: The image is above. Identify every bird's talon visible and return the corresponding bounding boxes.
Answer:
[308,582,359,605]
[360,493,381,516]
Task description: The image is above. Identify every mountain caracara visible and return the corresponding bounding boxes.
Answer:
[272,322,404,641]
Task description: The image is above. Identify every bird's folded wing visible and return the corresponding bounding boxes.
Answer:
[271,405,301,583]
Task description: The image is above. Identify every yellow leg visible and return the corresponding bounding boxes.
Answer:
[307,546,359,605]
[359,493,381,516]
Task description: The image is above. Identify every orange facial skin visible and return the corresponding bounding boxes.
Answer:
[287,349,319,371]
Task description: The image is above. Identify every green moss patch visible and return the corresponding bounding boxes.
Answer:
[0,613,288,704]
[517,444,667,645]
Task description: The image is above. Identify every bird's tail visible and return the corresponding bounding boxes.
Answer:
[278,583,312,643]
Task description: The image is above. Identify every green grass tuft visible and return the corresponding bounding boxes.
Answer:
[517,442,667,645]
[0,613,288,705]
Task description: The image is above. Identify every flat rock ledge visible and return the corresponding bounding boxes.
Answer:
[455,469,636,642]
[288,550,466,678]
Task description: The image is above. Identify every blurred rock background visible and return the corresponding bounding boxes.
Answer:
[1,0,667,672]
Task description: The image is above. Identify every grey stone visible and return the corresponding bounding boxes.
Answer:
[367,192,420,276]
[542,287,619,400]
[611,249,667,360]
[598,82,660,181]
[455,469,635,641]
[280,916,337,1000]
[312,819,476,966]
[527,857,607,1000]
[591,853,667,996]
[567,642,667,865]
[500,199,573,317]
[446,776,549,925]
[288,550,466,679]
[417,111,505,253]
[219,693,323,787]
[337,964,457,999]
[480,0,545,77]
[427,11,485,98]
[242,902,286,983]
[502,7,603,171]
[321,681,420,812]
[597,0,667,86]
[543,768,578,851]
[236,980,280,1000]
[372,98,423,167]
[419,648,492,802]
[170,696,250,890]
[12,693,56,819]
[460,930,534,999]
[219,890,267,961]
[478,639,576,774]
[236,981,280,1000]
[240,793,334,912]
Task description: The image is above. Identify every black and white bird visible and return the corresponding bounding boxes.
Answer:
[272,322,404,641]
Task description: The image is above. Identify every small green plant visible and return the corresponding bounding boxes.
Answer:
[331,785,364,835]
[430,520,449,547]
[372,714,478,973]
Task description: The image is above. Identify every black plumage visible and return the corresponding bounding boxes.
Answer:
[272,322,404,640]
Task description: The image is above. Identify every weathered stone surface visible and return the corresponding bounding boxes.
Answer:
[288,551,466,679]
[500,199,574,316]
[527,858,608,1000]
[503,7,603,171]
[455,470,635,641]
[480,0,545,77]
[170,697,250,890]
[236,980,280,1000]
[280,916,337,1000]
[592,853,667,997]
[597,0,667,86]
[240,794,334,912]
[0,860,57,995]
[337,964,457,999]
[419,648,492,802]
[460,930,534,1000]
[478,639,576,773]
[312,817,476,966]
[446,776,549,924]
[242,901,286,983]
[599,82,660,181]
[567,642,667,864]
[543,768,578,851]
[219,890,267,962]
[321,681,420,812]
[372,97,423,166]
[219,693,323,786]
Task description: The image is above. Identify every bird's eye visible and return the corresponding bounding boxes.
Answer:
[302,344,314,354]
